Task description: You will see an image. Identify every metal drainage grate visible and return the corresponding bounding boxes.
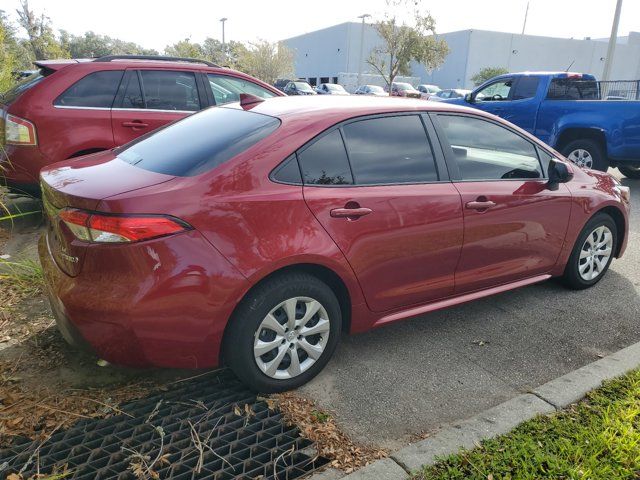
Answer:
[0,370,327,479]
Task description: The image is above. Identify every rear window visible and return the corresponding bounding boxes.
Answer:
[116,107,280,177]
[546,78,599,100]
[0,71,46,105]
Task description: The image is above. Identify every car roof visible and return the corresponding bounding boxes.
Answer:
[240,95,483,122]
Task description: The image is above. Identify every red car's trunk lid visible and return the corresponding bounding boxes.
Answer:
[41,151,175,276]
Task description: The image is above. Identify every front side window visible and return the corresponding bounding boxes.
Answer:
[438,115,543,180]
[207,74,276,105]
[116,107,280,176]
[298,130,353,185]
[475,79,513,102]
[139,70,201,111]
[342,115,438,184]
[54,70,124,108]
[512,77,540,100]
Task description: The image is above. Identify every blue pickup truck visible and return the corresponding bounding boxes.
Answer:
[444,72,640,178]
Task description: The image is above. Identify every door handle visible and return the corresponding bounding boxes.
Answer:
[465,200,496,210]
[122,121,149,128]
[330,207,372,219]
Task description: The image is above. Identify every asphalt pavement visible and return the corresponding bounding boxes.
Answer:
[301,172,640,450]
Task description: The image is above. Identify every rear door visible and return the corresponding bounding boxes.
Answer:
[432,113,571,293]
[301,113,463,312]
[111,69,202,145]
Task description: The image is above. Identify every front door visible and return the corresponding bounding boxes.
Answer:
[299,114,464,312]
[433,113,571,293]
[111,69,200,145]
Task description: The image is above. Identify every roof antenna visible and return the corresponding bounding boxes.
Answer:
[565,60,575,72]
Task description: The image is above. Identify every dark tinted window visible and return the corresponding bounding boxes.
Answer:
[54,70,124,108]
[298,130,353,185]
[207,74,276,105]
[546,78,599,100]
[121,73,144,108]
[512,77,540,100]
[140,70,201,111]
[439,115,542,180]
[272,155,302,184]
[116,107,280,177]
[1,71,45,105]
[342,115,438,184]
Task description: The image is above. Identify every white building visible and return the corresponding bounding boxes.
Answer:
[282,23,640,89]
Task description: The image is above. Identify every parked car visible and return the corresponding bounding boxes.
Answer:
[389,82,421,98]
[429,89,472,101]
[283,81,316,96]
[39,95,630,392]
[417,84,441,99]
[0,55,283,196]
[273,78,292,92]
[354,85,387,96]
[315,83,349,95]
[443,72,640,176]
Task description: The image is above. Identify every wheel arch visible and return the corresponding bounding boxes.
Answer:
[555,127,607,156]
[596,205,626,257]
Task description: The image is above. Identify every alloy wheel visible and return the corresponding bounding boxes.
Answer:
[568,149,593,168]
[578,225,613,281]
[253,297,330,380]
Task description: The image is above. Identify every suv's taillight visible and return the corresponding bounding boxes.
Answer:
[5,114,37,146]
[59,209,190,243]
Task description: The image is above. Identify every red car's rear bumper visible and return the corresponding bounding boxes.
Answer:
[1,144,50,189]
[38,229,250,369]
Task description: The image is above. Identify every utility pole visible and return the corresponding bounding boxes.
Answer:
[602,0,623,81]
[220,17,228,45]
[357,14,371,88]
[521,1,530,35]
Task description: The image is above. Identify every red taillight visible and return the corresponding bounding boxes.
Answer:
[59,208,189,243]
[5,114,37,146]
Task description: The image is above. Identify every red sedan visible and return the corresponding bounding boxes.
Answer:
[39,95,630,392]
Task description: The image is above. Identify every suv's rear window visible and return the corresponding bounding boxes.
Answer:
[0,71,46,105]
[116,107,280,177]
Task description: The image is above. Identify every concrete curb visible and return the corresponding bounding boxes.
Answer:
[305,339,640,479]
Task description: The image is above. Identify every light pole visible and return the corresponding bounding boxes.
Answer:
[357,14,371,88]
[602,0,623,81]
[220,17,228,45]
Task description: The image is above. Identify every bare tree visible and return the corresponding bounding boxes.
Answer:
[367,0,448,92]
[239,40,294,85]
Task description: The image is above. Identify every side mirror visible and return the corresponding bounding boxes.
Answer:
[465,93,474,103]
[548,159,573,188]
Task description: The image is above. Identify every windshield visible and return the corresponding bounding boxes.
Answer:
[116,107,280,177]
[369,86,384,93]
[0,71,45,105]
[294,82,313,92]
[326,84,344,91]
[395,83,414,91]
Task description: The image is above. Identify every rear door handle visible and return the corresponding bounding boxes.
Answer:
[330,207,372,218]
[122,121,149,128]
[465,200,496,210]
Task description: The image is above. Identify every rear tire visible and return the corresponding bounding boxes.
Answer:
[223,272,341,393]
[561,213,617,290]
[561,139,608,172]
[618,165,640,179]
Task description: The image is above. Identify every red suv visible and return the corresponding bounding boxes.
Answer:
[39,96,630,392]
[0,55,283,195]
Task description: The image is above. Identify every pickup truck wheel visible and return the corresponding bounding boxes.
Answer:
[618,165,640,179]
[561,139,608,172]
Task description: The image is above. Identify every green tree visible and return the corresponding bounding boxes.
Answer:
[470,66,509,86]
[367,0,449,92]
[239,40,294,85]
[164,38,204,59]
[0,14,16,92]
[202,38,247,68]
[60,30,157,58]
[16,0,67,60]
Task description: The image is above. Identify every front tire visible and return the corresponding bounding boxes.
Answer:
[223,273,341,393]
[618,165,640,179]
[561,213,617,290]
[561,139,608,172]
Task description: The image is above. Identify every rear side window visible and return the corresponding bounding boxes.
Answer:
[512,77,540,100]
[54,70,124,108]
[121,73,144,109]
[1,71,46,105]
[207,74,277,105]
[298,130,353,185]
[341,115,438,184]
[116,107,280,177]
[139,70,201,111]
